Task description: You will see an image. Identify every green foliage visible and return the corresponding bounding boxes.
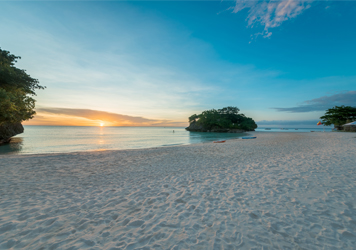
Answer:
[189,106,257,131]
[0,48,44,125]
[320,106,356,126]
[239,117,257,131]
[189,114,198,123]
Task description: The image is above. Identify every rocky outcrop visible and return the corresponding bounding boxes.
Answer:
[0,122,24,144]
[185,121,207,132]
[185,121,246,133]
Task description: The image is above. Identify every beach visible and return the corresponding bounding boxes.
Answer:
[0,132,355,249]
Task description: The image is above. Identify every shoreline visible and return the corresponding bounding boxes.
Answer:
[1,128,338,157]
[0,130,336,158]
[1,132,355,249]
[0,131,252,157]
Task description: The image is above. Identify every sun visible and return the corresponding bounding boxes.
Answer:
[100,123,104,127]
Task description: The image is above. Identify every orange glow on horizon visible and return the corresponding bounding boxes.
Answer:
[22,111,187,127]
[23,113,105,126]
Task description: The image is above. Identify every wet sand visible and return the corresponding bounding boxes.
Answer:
[0,132,355,249]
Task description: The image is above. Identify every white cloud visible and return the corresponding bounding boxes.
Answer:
[0,6,218,121]
[232,0,312,37]
[1,3,285,122]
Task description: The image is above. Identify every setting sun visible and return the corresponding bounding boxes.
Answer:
[100,123,104,127]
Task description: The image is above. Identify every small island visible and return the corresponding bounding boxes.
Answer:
[186,106,257,132]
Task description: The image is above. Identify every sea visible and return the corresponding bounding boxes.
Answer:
[0,126,332,155]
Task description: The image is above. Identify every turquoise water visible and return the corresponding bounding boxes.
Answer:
[255,127,333,132]
[0,126,246,155]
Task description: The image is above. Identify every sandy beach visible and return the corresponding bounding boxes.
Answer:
[0,132,355,249]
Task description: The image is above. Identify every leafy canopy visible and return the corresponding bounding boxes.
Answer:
[189,106,257,131]
[320,105,356,126]
[0,48,45,125]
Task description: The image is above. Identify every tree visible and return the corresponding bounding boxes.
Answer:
[197,109,220,129]
[320,106,356,127]
[239,117,257,131]
[188,114,199,123]
[218,106,241,124]
[187,106,257,131]
[0,48,45,125]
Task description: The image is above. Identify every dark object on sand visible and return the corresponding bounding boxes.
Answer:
[214,140,226,143]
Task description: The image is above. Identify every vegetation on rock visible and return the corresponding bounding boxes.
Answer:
[0,48,45,126]
[187,106,257,131]
[320,106,356,127]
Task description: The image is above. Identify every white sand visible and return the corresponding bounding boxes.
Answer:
[0,132,356,249]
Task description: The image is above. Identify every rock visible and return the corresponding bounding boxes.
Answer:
[0,122,24,144]
[185,121,207,132]
[185,121,246,133]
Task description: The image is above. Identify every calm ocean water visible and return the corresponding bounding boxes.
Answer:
[0,126,247,155]
[255,127,333,133]
[0,126,332,155]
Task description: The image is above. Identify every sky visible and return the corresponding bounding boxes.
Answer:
[1,0,355,127]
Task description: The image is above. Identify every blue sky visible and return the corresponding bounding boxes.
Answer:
[1,0,355,127]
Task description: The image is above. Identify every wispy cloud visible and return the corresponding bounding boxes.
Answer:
[24,107,187,127]
[0,4,222,121]
[232,0,312,37]
[1,5,285,121]
[273,91,356,113]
